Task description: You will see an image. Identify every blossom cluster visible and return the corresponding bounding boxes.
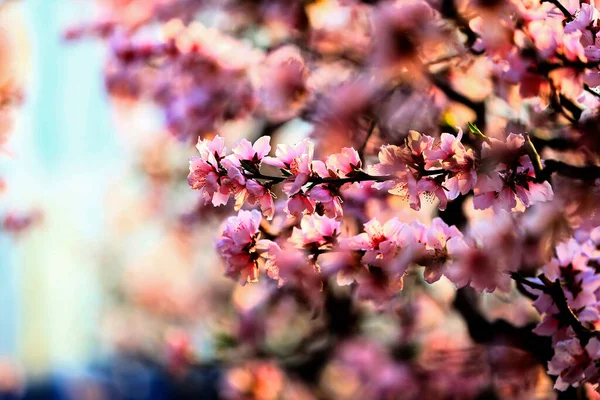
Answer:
[68,0,600,143]
[481,0,600,106]
[189,132,554,223]
[66,17,311,140]
[525,227,600,390]
[215,206,529,304]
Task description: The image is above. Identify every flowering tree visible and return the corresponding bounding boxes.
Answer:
[68,0,600,397]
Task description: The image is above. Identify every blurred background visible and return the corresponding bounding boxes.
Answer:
[1,0,119,370]
[1,0,212,383]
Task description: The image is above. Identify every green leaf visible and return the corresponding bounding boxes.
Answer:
[214,332,239,351]
[467,121,486,138]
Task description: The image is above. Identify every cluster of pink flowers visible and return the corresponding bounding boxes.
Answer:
[327,340,419,398]
[436,0,600,108]
[188,136,274,219]
[370,130,553,212]
[194,131,563,303]
[342,216,471,300]
[1,210,43,235]
[216,209,273,285]
[70,20,265,140]
[65,14,314,141]
[190,131,553,221]
[68,0,600,145]
[524,226,600,390]
[472,134,554,212]
[216,206,529,301]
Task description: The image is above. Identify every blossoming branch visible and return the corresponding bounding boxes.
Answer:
[188,130,555,222]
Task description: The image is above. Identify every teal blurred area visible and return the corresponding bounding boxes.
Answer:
[0,0,124,372]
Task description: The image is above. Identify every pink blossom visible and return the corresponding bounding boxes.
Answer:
[332,340,419,397]
[289,214,341,250]
[217,210,265,285]
[219,163,248,209]
[416,177,449,211]
[563,31,587,62]
[548,338,590,391]
[445,216,519,292]
[473,134,553,212]
[307,184,344,220]
[264,138,314,195]
[550,239,590,275]
[417,218,466,284]
[245,179,275,220]
[544,238,600,310]
[188,135,237,206]
[325,147,362,178]
[532,314,561,337]
[229,136,271,167]
[528,19,562,60]
[284,193,315,218]
[425,129,477,199]
[373,130,434,176]
[255,45,308,122]
[264,138,313,170]
[371,0,438,75]
[345,217,416,274]
[355,266,407,304]
[372,130,447,211]
[197,135,226,164]
[262,244,322,290]
[564,4,599,49]
[550,67,586,99]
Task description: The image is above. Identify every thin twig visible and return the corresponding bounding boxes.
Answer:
[523,134,546,182]
[543,160,600,181]
[425,53,464,67]
[510,272,548,292]
[584,84,600,99]
[538,275,594,343]
[428,72,487,131]
[541,0,574,21]
[358,119,377,163]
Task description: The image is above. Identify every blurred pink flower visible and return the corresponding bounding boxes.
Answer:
[217,210,268,285]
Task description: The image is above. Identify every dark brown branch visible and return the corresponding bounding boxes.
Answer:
[510,272,597,346]
[428,72,487,130]
[542,160,600,181]
[453,287,553,363]
[541,0,573,21]
[529,135,579,152]
[524,133,545,182]
[248,170,394,185]
[538,275,595,344]
[358,119,377,163]
[440,0,482,52]
[584,84,600,99]
[510,272,547,292]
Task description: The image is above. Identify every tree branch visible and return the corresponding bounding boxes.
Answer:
[541,0,573,21]
[542,160,600,181]
[358,119,377,163]
[428,72,487,130]
[453,287,553,363]
[538,275,595,344]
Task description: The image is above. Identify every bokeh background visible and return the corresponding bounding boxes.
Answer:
[1,0,187,373]
[1,0,118,371]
